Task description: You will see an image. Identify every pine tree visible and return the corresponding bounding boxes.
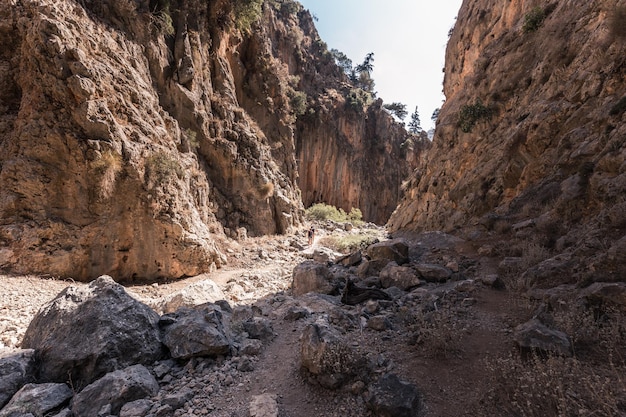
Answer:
[383,102,408,120]
[408,106,422,133]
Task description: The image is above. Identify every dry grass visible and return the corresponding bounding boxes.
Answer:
[91,151,122,199]
[403,306,464,359]
[470,302,626,416]
[257,182,275,199]
[319,232,378,253]
[475,352,626,417]
[498,241,552,291]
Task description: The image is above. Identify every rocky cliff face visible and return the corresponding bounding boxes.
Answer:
[0,0,420,281]
[389,0,626,283]
[237,5,428,225]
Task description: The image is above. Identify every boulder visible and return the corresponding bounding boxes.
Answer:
[356,259,392,278]
[292,261,336,296]
[513,319,572,356]
[335,251,363,267]
[367,316,392,331]
[379,263,421,290]
[119,399,154,417]
[282,306,310,321]
[249,393,279,417]
[71,365,159,417]
[0,383,72,417]
[365,373,421,417]
[0,349,35,408]
[478,274,504,289]
[300,320,370,389]
[160,305,231,359]
[162,388,194,410]
[579,282,626,311]
[307,247,342,264]
[158,277,225,314]
[21,276,163,388]
[521,255,575,288]
[366,239,409,265]
[341,280,391,305]
[242,317,275,341]
[414,264,452,283]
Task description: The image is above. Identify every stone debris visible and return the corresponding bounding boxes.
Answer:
[0,226,603,417]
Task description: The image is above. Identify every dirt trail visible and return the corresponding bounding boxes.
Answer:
[1,227,534,416]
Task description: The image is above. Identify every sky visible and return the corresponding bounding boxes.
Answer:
[298,0,463,131]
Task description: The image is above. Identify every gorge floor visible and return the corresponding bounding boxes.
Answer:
[1,225,535,417]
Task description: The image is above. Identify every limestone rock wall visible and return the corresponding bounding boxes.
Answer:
[389,0,626,281]
[0,0,421,280]
[0,0,303,280]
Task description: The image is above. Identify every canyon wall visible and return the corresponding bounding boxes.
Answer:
[0,0,421,280]
[389,0,626,283]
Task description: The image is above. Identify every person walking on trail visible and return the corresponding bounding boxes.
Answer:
[307,227,315,246]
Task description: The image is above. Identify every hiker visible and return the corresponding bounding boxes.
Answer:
[307,227,315,246]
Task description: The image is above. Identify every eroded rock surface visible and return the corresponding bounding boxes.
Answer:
[389,0,626,285]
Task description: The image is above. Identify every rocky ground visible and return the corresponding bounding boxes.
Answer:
[1,222,625,417]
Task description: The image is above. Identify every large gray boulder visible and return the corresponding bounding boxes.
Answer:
[366,239,409,265]
[379,263,421,290]
[0,349,35,408]
[300,320,369,389]
[292,261,336,296]
[21,276,164,388]
[365,373,422,417]
[158,276,225,314]
[579,282,626,311]
[513,319,572,356]
[249,393,279,417]
[414,263,452,283]
[160,305,231,359]
[0,383,72,417]
[71,365,159,417]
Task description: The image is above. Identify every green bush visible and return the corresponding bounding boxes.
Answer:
[184,128,199,150]
[305,203,363,224]
[346,88,373,111]
[146,151,182,183]
[523,7,546,33]
[320,233,378,253]
[458,99,492,132]
[152,4,175,36]
[288,89,307,116]
[234,0,263,32]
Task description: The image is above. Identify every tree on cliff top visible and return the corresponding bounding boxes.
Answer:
[384,102,408,121]
[408,106,423,133]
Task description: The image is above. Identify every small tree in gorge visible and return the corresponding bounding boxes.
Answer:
[408,106,423,133]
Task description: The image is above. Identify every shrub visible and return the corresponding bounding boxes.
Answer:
[146,151,182,184]
[458,99,492,132]
[405,307,463,359]
[305,203,363,224]
[478,353,625,416]
[234,0,263,32]
[320,233,378,253]
[346,88,373,112]
[156,7,176,36]
[184,128,199,151]
[288,89,307,117]
[91,151,123,199]
[257,182,274,199]
[523,7,546,33]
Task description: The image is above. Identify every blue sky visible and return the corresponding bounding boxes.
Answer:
[298,0,463,130]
